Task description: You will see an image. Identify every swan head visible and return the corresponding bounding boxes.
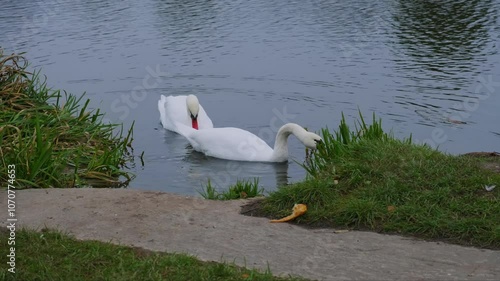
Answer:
[186,94,200,130]
[301,132,323,149]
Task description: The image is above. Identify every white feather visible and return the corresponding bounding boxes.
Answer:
[484,185,496,192]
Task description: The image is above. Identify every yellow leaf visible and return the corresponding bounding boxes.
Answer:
[270,204,307,223]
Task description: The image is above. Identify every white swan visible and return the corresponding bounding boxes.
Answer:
[158,94,213,134]
[176,123,322,162]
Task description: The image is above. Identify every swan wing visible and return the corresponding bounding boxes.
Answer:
[189,127,274,162]
[158,95,189,133]
[198,104,214,129]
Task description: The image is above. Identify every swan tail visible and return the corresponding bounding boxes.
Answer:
[158,95,170,129]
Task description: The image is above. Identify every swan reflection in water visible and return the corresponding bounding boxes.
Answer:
[159,123,310,193]
[184,146,290,191]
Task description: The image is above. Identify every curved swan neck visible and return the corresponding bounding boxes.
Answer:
[271,123,305,162]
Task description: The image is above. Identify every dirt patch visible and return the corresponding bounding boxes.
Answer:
[463,151,500,173]
[240,198,267,217]
[481,162,500,173]
[463,151,500,158]
[131,246,156,259]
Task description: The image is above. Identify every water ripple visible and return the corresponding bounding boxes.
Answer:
[1,0,499,193]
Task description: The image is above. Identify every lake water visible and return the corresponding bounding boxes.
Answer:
[2,0,499,195]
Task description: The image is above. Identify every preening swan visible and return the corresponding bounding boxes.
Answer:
[158,94,213,134]
[176,123,322,162]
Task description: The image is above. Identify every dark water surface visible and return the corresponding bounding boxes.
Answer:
[2,0,499,195]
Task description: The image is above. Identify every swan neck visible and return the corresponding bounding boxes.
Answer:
[272,124,300,161]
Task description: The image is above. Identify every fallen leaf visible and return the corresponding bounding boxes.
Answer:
[242,273,250,278]
[240,191,248,198]
[387,205,396,212]
[270,204,307,223]
[334,229,349,234]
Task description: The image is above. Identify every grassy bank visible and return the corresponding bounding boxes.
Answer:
[0,228,305,281]
[0,51,134,188]
[253,113,500,248]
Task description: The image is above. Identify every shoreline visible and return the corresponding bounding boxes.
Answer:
[1,188,498,280]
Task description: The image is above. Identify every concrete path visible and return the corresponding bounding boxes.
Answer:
[1,189,498,280]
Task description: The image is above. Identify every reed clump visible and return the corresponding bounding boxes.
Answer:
[0,50,134,188]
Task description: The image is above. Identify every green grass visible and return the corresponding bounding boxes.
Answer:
[199,178,265,200]
[0,228,306,281]
[258,112,500,248]
[0,51,134,188]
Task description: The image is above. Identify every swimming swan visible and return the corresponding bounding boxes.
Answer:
[158,94,213,134]
[176,123,322,162]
